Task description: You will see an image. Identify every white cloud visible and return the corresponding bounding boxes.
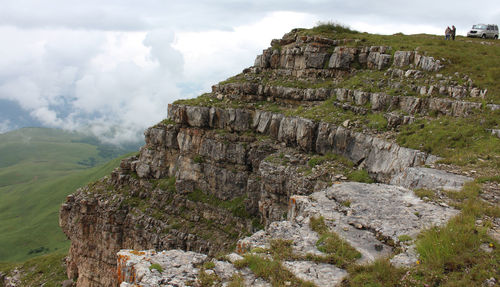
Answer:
[0,1,499,144]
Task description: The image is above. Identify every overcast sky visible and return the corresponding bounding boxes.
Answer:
[0,0,498,144]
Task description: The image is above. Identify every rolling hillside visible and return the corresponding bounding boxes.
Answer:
[0,128,138,262]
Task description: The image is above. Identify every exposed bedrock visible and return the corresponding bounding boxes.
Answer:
[213,83,485,117]
[254,35,443,73]
[117,182,458,286]
[167,104,470,188]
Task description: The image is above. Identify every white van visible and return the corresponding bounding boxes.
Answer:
[467,24,499,39]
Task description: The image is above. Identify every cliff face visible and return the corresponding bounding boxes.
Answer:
[59,29,496,287]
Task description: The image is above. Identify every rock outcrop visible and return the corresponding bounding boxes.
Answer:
[117,182,458,286]
[60,28,486,287]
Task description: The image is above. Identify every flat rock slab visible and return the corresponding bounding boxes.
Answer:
[238,220,322,256]
[283,261,348,287]
[290,182,459,263]
[390,167,472,191]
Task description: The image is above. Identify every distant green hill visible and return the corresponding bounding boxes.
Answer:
[0,127,138,262]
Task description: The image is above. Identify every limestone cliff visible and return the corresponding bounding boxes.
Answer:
[60,27,500,287]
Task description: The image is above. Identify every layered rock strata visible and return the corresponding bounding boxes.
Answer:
[60,29,479,287]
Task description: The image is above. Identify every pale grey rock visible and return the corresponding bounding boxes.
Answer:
[238,220,322,256]
[328,47,355,69]
[367,52,391,70]
[390,246,418,268]
[415,53,443,71]
[491,129,500,139]
[226,253,244,263]
[306,53,329,68]
[289,183,458,263]
[118,249,207,287]
[277,117,298,145]
[393,51,414,67]
[390,167,472,191]
[487,104,500,111]
[282,261,348,287]
[135,163,151,178]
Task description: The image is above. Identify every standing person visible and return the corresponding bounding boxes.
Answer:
[451,25,456,40]
[445,26,451,40]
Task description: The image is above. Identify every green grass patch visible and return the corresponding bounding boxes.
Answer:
[347,170,374,183]
[397,234,413,243]
[307,152,353,168]
[227,273,245,287]
[413,189,437,201]
[187,189,250,218]
[149,263,163,273]
[309,216,361,268]
[153,176,176,193]
[0,251,68,286]
[0,128,135,262]
[397,114,500,171]
[234,254,315,287]
[344,259,406,287]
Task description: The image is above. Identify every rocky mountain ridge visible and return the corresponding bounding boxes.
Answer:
[59,27,500,287]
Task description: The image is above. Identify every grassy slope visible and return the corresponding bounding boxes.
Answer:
[0,128,135,262]
[299,25,500,104]
[0,251,68,287]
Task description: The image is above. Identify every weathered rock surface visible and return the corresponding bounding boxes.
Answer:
[213,84,486,118]
[118,249,206,287]
[390,167,472,191]
[117,182,458,286]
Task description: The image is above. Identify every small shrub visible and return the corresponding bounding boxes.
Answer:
[149,263,163,273]
[345,259,406,287]
[310,21,359,35]
[203,261,216,269]
[227,273,245,287]
[414,189,436,201]
[193,155,204,164]
[348,170,374,183]
[398,234,413,243]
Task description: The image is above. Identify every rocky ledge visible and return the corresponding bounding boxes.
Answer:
[117,182,458,286]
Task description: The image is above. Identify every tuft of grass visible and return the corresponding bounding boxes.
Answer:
[307,152,353,168]
[234,254,315,287]
[193,155,204,164]
[413,189,436,201]
[203,261,215,269]
[227,273,245,287]
[154,176,176,193]
[198,268,220,287]
[149,263,163,273]
[397,234,413,243]
[344,259,406,287]
[347,170,374,183]
[309,216,361,268]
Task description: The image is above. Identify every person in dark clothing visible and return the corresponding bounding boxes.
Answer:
[451,25,456,40]
[445,26,451,40]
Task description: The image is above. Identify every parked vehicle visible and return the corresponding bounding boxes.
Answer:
[467,24,499,39]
